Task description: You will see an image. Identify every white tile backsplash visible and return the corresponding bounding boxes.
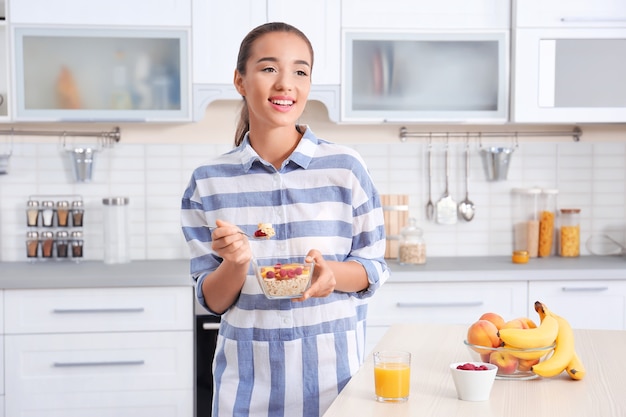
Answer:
[1,130,625,262]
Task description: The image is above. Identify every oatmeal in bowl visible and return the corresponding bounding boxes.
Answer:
[253,258,314,299]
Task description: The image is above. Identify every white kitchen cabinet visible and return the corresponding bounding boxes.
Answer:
[8,0,191,27]
[4,286,194,417]
[366,281,528,354]
[512,0,626,123]
[191,0,341,121]
[515,0,626,28]
[528,280,626,330]
[342,30,509,123]
[0,2,8,120]
[342,0,510,29]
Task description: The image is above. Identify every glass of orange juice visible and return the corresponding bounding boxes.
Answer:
[373,350,411,402]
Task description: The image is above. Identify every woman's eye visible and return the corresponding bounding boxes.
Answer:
[296,70,309,77]
[262,67,277,73]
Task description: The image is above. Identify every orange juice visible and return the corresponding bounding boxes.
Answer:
[374,362,410,401]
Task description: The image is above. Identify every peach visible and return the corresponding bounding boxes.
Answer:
[517,358,540,372]
[502,319,527,330]
[479,312,506,330]
[518,317,537,329]
[467,319,501,354]
[489,351,519,375]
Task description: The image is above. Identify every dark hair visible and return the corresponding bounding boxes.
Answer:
[234,22,314,146]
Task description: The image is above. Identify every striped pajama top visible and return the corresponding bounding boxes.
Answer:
[181,127,389,417]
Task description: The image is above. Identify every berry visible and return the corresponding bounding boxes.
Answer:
[254,230,267,237]
[266,271,275,279]
[456,363,490,371]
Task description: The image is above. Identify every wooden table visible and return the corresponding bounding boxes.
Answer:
[323,323,626,417]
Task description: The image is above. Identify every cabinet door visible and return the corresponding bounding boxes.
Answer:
[528,281,626,330]
[9,0,191,26]
[12,27,191,122]
[512,28,626,123]
[342,0,510,29]
[515,0,626,28]
[342,31,509,123]
[0,22,8,120]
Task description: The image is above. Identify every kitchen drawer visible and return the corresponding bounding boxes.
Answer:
[529,280,626,330]
[4,287,193,334]
[5,331,193,394]
[368,281,528,327]
[6,390,191,417]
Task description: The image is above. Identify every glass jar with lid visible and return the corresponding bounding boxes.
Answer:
[538,188,558,257]
[511,187,541,258]
[559,208,581,257]
[398,218,426,265]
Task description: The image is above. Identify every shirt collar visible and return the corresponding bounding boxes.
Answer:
[238,126,318,172]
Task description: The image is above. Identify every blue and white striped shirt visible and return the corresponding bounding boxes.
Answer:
[181,127,389,417]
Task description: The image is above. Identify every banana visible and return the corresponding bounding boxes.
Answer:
[531,302,575,378]
[498,314,559,349]
[566,351,586,380]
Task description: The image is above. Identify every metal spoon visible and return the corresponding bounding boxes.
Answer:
[425,137,434,221]
[458,139,475,221]
[203,225,252,238]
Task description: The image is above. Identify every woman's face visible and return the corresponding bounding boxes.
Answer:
[234,31,312,131]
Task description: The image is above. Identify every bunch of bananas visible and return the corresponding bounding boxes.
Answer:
[497,300,586,380]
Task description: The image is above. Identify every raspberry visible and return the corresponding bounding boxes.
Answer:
[456,363,489,371]
[266,271,275,279]
[254,230,267,237]
[294,267,303,275]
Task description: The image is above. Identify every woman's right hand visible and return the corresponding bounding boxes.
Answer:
[210,219,253,266]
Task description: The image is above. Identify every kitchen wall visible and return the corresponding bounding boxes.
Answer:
[1,100,625,263]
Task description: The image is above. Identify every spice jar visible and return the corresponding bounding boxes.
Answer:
[41,200,55,227]
[40,231,55,258]
[511,188,541,257]
[56,231,70,258]
[26,231,39,258]
[538,189,558,257]
[559,208,581,257]
[71,200,84,227]
[398,218,426,265]
[56,200,70,227]
[71,231,84,258]
[26,200,40,227]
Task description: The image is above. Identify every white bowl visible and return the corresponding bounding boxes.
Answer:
[450,362,497,401]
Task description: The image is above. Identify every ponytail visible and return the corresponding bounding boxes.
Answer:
[234,99,249,147]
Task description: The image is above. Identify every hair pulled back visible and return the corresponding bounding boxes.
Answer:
[233,22,314,146]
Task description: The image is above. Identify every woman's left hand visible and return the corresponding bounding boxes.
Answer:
[293,249,336,301]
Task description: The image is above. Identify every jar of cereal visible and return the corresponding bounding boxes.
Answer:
[559,208,581,257]
[398,218,426,265]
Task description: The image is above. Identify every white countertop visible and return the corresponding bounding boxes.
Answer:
[0,260,192,288]
[0,256,624,289]
[323,323,626,417]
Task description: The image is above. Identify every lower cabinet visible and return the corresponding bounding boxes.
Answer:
[528,280,626,331]
[3,286,194,417]
[366,281,528,355]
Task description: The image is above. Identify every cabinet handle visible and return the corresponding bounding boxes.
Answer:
[202,322,220,330]
[560,17,626,23]
[396,301,484,308]
[52,307,145,314]
[561,286,609,292]
[53,360,145,367]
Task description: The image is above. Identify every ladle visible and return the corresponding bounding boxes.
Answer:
[425,137,434,221]
[458,138,475,221]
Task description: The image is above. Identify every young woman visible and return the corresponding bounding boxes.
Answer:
[181,22,389,417]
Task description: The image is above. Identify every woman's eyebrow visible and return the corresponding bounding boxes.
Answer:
[256,56,311,67]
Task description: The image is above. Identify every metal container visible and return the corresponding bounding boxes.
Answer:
[67,147,97,182]
[480,147,515,181]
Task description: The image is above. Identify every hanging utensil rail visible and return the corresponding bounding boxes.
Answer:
[399,126,582,142]
[0,126,121,142]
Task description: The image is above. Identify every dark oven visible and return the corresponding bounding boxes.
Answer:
[195,301,220,417]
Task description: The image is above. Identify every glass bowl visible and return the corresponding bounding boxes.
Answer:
[253,258,314,299]
[464,340,555,380]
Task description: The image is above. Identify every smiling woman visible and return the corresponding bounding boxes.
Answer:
[181,21,389,417]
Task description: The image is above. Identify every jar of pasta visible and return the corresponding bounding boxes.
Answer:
[538,189,558,257]
[559,208,581,257]
[398,218,426,265]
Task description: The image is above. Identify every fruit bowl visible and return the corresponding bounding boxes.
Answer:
[253,258,314,299]
[464,340,555,380]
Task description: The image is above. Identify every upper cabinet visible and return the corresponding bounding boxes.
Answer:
[4,0,192,122]
[192,0,341,121]
[512,0,626,123]
[0,1,8,121]
[341,0,510,123]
